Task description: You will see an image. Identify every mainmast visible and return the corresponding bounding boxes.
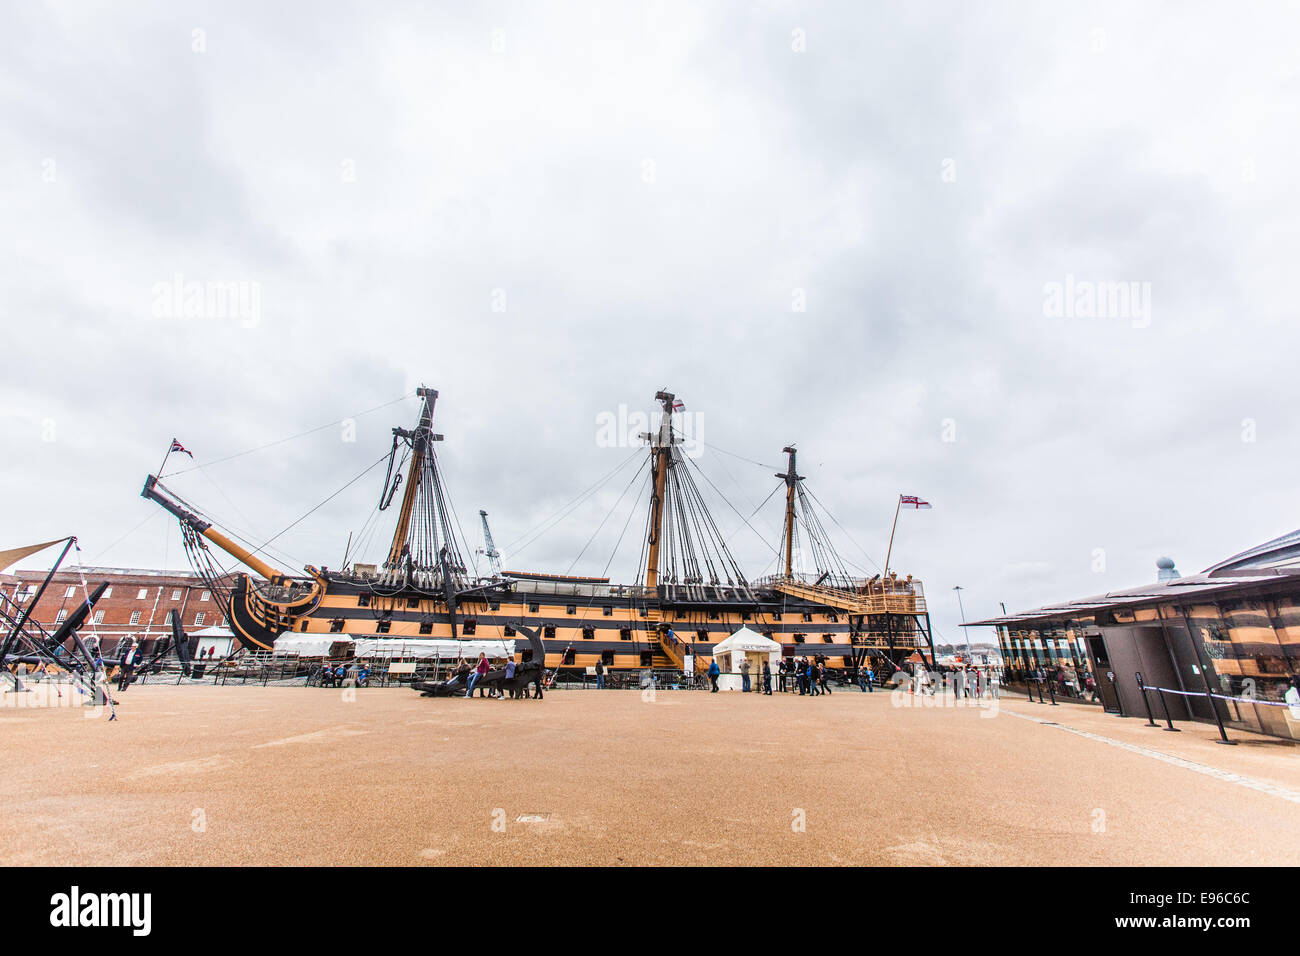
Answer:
[383,386,443,571]
[641,390,681,591]
[777,445,800,579]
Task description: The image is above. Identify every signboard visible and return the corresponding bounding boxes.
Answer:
[683,654,694,676]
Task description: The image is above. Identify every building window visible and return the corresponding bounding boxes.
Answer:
[93,611,105,625]
[544,625,556,639]
[696,629,709,642]
[741,611,751,620]
[130,611,142,625]
[602,606,613,616]
[462,618,477,635]
[195,612,205,626]
[136,588,148,600]
[358,594,371,607]
[582,627,595,640]
[407,597,419,608]
[103,587,112,599]
[171,589,181,600]
[566,604,577,615]
[773,612,782,621]
[822,634,834,643]
[802,612,813,622]
[419,621,433,635]
[640,651,655,667]
[64,586,76,598]
[619,627,632,641]
[330,619,345,633]
[528,602,539,613]
[200,590,210,602]
[601,650,615,665]
[708,611,720,620]
[489,601,500,611]
[373,620,389,633]
[842,655,854,667]
[55,609,68,624]
[562,647,576,665]
[793,633,806,644]
[503,625,515,637]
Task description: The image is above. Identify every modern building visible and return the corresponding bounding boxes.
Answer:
[969,531,1300,740]
[5,566,236,656]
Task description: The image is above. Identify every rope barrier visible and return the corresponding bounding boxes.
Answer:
[1145,685,1295,708]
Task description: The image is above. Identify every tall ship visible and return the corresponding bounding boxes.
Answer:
[141,388,936,675]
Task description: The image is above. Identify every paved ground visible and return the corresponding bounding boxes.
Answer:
[2,682,1297,866]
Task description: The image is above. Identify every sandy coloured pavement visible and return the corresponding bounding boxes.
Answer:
[2,681,1297,866]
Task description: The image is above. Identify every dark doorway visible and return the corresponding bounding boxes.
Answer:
[1085,636,1121,714]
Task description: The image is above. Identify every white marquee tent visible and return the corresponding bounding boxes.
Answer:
[710,626,782,692]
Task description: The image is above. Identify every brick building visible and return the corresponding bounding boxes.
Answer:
[5,566,237,656]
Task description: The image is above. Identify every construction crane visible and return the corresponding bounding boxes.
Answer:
[477,510,503,578]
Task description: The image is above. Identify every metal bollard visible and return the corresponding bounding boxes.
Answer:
[1047,680,1058,706]
[1135,673,1157,727]
[1156,687,1180,732]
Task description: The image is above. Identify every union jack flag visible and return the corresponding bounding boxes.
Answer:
[170,439,194,458]
[900,495,931,509]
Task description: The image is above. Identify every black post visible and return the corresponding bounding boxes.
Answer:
[1135,672,1157,727]
[1046,678,1058,706]
[1178,605,1235,745]
[1156,687,1180,732]
[1106,671,1124,717]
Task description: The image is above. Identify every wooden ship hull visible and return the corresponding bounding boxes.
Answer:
[144,387,935,676]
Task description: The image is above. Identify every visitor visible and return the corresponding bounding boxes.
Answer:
[707,657,720,693]
[857,668,867,692]
[762,660,772,695]
[988,669,1000,700]
[777,658,788,693]
[595,658,605,690]
[818,661,831,695]
[504,657,517,698]
[740,657,751,693]
[807,659,820,696]
[117,640,139,692]
[864,666,875,692]
[465,653,489,698]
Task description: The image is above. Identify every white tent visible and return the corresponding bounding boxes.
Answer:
[272,634,354,658]
[349,638,515,660]
[272,634,517,660]
[710,626,782,691]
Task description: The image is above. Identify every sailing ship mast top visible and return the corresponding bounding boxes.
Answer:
[641,390,682,592]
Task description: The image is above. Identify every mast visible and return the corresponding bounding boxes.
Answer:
[385,387,442,570]
[641,390,681,591]
[777,445,801,579]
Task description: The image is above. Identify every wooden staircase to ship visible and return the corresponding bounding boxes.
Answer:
[773,579,926,616]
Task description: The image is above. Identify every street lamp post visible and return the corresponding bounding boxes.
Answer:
[953,586,972,658]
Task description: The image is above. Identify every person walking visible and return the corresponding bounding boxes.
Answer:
[707,657,720,693]
[117,640,138,692]
[865,666,875,692]
[778,658,788,693]
[807,659,820,696]
[818,661,831,695]
[988,669,1000,700]
[595,658,605,690]
[740,657,751,693]
[762,660,772,695]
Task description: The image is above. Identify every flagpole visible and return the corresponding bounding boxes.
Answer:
[156,438,175,480]
[882,495,902,586]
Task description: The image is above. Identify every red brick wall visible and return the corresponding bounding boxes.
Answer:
[6,567,236,653]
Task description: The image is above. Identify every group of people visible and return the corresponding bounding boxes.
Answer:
[458,652,521,698]
[319,662,371,688]
[701,655,848,695]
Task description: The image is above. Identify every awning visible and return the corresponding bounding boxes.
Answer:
[0,538,70,574]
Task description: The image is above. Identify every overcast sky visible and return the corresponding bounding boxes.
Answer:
[3,1,1299,645]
